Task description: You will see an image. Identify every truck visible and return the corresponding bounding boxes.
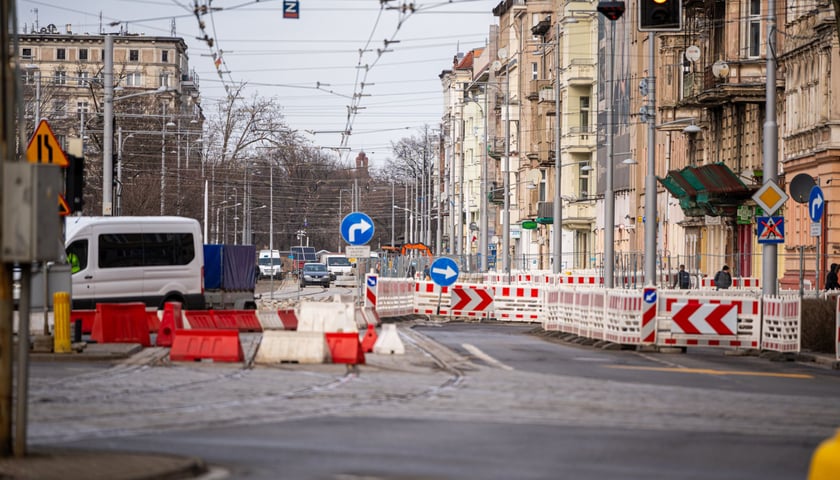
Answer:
[203,244,258,310]
[258,249,282,279]
[290,245,317,275]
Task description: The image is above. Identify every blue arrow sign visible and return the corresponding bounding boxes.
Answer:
[340,212,375,246]
[809,186,825,223]
[367,276,378,287]
[643,288,656,304]
[429,257,459,287]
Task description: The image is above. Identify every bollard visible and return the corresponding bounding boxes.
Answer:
[808,429,840,480]
[53,292,72,353]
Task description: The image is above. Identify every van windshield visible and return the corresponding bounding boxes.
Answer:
[327,257,351,267]
[259,258,281,266]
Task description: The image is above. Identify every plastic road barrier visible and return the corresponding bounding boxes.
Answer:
[169,329,244,363]
[254,331,330,364]
[91,302,151,347]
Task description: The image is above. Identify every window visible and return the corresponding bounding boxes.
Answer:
[77,101,89,114]
[161,50,169,63]
[23,70,36,85]
[129,49,139,61]
[579,96,590,133]
[56,48,66,60]
[579,162,590,198]
[51,100,67,118]
[99,233,195,268]
[53,70,67,85]
[159,72,170,88]
[532,62,538,81]
[65,240,89,273]
[79,48,88,61]
[78,71,89,86]
[539,169,547,202]
[125,72,142,87]
[747,0,761,57]
[21,48,32,59]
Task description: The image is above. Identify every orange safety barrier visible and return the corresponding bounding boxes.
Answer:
[156,302,183,347]
[70,310,96,334]
[360,324,378,353]
[169,329,244,362]
[91,302,151,347]
[146,309,161,333]
[277,308,298,331]
[214,310,263,332]
[184,310,217,329]
[325,332,365,364]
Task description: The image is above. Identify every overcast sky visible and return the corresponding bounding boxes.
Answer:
[18,0,499,167]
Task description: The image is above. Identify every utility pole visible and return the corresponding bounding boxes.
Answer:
[762,0,779,296]
[102,34,114,215]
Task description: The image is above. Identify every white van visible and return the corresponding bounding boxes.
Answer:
[320,253,352,281]
[258,249,282,278]
[64,216,205,310]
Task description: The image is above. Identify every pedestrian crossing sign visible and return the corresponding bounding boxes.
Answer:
[757,216,784,244]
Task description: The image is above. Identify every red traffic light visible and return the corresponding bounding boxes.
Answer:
[597,1,626,21]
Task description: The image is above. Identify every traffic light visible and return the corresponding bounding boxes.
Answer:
[597,1,625,21]
[639,0,682,32]
[65,153,85,213]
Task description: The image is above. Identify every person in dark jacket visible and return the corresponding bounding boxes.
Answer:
[672,264,690,289]
[714,265,732,290]
[826,263,839,290]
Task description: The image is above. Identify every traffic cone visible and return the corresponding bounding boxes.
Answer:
[360,323,378,353]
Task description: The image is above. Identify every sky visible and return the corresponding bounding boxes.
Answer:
[18,0,500,168]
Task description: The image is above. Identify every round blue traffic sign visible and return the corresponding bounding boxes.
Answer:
[340,212,374,246]
[809,186,825,223]
[429,257,459,287]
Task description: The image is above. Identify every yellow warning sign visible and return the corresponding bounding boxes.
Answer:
[752,181,788,216]
[26,120,69,167]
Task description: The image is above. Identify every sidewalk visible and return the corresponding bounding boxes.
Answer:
[0,449,207,480]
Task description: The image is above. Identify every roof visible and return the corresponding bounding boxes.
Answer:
[657,163,757,217]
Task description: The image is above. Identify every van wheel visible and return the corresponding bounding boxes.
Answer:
[161,295,185,310]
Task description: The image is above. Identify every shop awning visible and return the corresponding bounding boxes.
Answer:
[657,163,756,217]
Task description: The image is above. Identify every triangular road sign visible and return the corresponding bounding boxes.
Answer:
[26,120,69,167]
[58,194,71,216]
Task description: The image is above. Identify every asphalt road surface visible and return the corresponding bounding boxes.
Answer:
[30,321,840,480]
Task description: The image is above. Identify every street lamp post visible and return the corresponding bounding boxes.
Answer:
[103,35,114,215]
[115,126,134,215]
[503,62,511,279]
[552,23,563,274]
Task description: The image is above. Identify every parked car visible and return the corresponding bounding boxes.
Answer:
[299,262,330,288]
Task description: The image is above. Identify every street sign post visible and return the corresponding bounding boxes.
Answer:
[340,212,374,246]
[429,257,459,316]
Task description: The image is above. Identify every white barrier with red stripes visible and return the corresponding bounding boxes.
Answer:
[761,295,801,353]
[699,277,761,290]
[414,281,449,316]
[604,290,647,345]
[449,283,494,319]
[492,285,543,322]
[542,288,561,331]
[376,277,415,318]
[836,296,840,361]
[657,291,761,348]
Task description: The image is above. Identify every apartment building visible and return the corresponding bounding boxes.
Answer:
[18,24,202,216]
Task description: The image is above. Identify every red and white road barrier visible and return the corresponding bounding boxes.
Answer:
[604,290,645,345]
[450,284,494,319]
[492,285,543,322]
[658,292,761,348]
[364,274,378,309]
[371,276,414,318]
[699,277,761,290]
[761,295,801,353]
[414,281,449,316]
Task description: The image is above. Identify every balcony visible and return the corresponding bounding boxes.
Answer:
[536,201,553,224]
[564,59,596,85]
[528,79,553,102]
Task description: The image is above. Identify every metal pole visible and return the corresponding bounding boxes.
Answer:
[644,32,657,285]
[762,0,778,296]
[391,182,395,247]
[116,126,122,215]
[34,70,40,125]
[269,163,274,300]
[480,87,489,272]
[552,24,562,274]
[503,64,511,277]
[457,101,464,257]
[160,102,167,216]
[604,20,616,288]
[102,34,114,215]
[15,266,31,457]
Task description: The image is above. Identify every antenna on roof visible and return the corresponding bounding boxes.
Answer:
[171,18,176,37]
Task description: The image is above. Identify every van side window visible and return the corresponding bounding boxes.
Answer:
[100,233,144,268]
[99,233,195,268]
[65,239,88,272]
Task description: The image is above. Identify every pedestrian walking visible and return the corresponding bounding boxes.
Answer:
[672,264,690,289]
[714,265,732,290]
[826,263,839,290]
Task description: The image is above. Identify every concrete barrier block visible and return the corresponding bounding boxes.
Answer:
[297,300,358,333]
[254,331,330,364]
[373,323,405,355]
